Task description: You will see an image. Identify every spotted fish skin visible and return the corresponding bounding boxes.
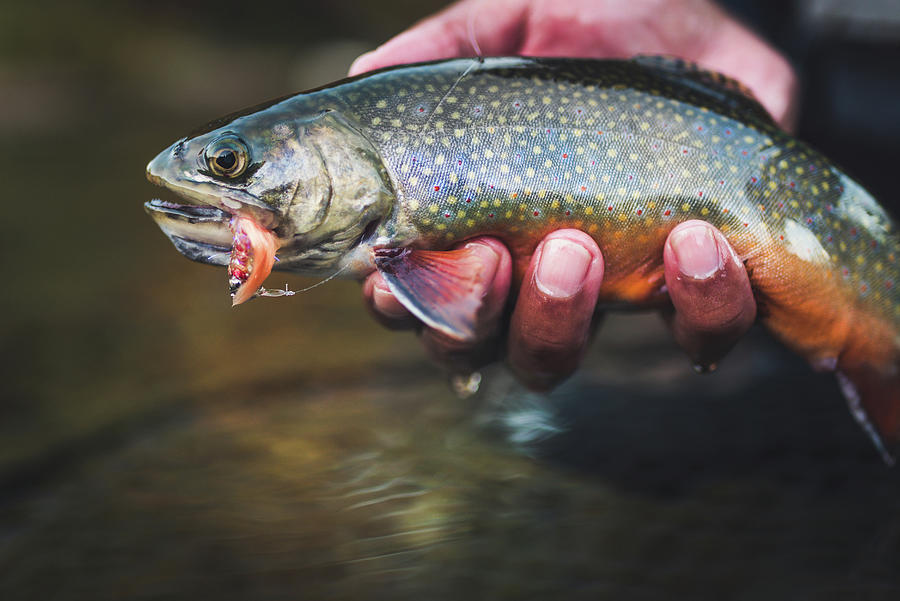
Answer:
[146,57,900,448]
[347,61,896,345]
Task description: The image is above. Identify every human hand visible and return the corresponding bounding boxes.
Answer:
[357,0,783,387]
[364,222,756,389]
[350,0,797,129]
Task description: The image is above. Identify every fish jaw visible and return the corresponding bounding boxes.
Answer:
[143,199,233,266]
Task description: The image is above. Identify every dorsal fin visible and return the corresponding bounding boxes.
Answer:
[632,55,776,126]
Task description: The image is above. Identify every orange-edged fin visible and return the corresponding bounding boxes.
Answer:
[836,366,900,465]
[374,247,489,342]
[230,215,278,306]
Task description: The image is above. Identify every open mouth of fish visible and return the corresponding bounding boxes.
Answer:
[144,198,279,305]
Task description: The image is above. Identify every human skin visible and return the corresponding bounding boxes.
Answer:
[352,0,796,389]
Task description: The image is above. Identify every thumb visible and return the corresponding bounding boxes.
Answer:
[349,0,527,76]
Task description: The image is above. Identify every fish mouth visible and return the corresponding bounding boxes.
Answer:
[144,198,233,265]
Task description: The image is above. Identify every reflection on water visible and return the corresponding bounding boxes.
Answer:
[1,1,899,598]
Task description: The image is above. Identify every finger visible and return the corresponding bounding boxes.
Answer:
[663,220,757,371]
[698,6,799,130]
[508,229,604,390]
[362,271,418,330]
[420,237,513,373]
[348,0,526,75]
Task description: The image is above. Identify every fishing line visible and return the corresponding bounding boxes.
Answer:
[257,263,351,298]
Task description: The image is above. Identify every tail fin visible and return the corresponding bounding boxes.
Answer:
[837,366,900,465]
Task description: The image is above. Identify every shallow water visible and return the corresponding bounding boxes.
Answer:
[2,1,899,599]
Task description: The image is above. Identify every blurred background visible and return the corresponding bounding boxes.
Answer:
[1,0,898,598]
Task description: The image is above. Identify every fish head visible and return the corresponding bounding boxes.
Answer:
[145,101,395,276]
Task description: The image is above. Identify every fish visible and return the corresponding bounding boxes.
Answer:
[145,56,900,457]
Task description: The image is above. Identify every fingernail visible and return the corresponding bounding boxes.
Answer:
[373,282,408,319]
[535,238,592,299]
[348,51,374,76]
[670,224,723,280]
[463,241,501,288]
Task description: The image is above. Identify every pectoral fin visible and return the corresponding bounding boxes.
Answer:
[836,366,900,465]
[374,247,489,342]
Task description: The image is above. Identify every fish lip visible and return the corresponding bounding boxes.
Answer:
[144,199,229,223]
[169,236,231,266]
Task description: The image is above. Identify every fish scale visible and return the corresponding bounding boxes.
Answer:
[340,59,898,324]
[145,57,900,454]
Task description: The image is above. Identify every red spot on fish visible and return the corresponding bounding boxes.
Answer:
[597,131,603,135]
[533,211,539,216]
[850,227,858,236]
[742,150,748,156]
[546,128,551,133]
[512,193,518,199]
[682,149,689,154]
[743,222,749,227]
[789,181,795,188]
[466,198,472,203]
[444,213,451,218]
[418,107,425,112]
[807,217,813,224]
[565,210,571,216]
[458,160,463,165]
[723,208,730,213]
[827,235,833,242]
[698,191,703,197]
[434,185,440,191]
[580,186,587,191]
[780,235,784,240]
[562,153,568,159]
[778,202,784,208]
[872,241,878,248]
[636,209,643,215]
[843,268,850,276]
[725,129,732,135]
[608,206,613,211]
[861,284,868,292]
[719,180,725,185]
[827,204,833,212]
[664,209,671,216]
[488,213,494,218]
[886,281,893,289]
[750,176,757,183]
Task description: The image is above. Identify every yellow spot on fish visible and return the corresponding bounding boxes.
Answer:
[585,206,594,215]
[607,148,618,158]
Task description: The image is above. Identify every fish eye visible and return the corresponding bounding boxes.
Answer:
[205,135,249,179]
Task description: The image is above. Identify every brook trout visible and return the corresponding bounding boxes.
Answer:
[145,57,900,456]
